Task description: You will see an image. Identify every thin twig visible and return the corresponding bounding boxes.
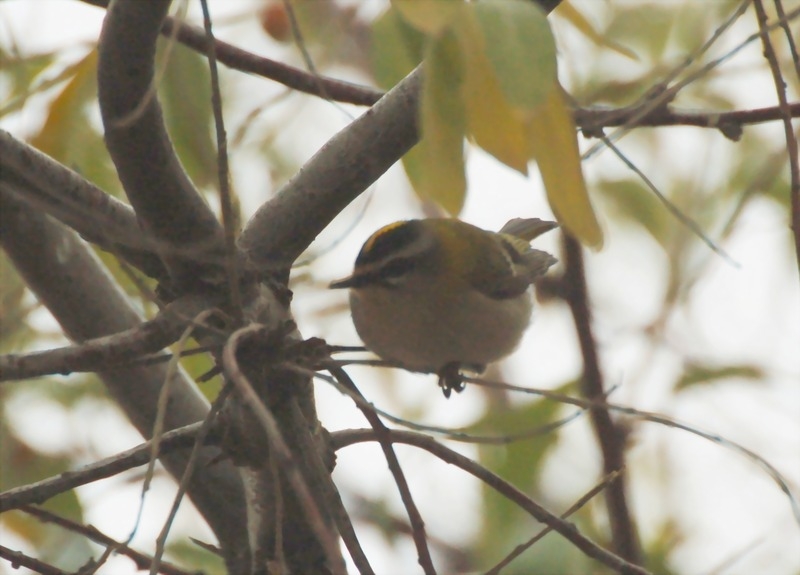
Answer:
[149,381,235,575]
[20,506,196,575]
[753,0,800,276]
[0,545,68,575]
[333,429,652,575]
[0,294,214,383]
[0,423,203,512]
[772,0,800,81]
[485,470,623,575]
[329,366,436,575]
[599,134,738,265]
[200,0,242,323]
[465,376,800,527]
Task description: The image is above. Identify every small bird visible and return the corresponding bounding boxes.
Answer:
[330,218,558,396]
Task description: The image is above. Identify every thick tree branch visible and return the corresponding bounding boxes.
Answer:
[238,67,423,272]
[0,129,168,281]
[222,325,346,575]
[0,193,248,572]
[97,0,225,287]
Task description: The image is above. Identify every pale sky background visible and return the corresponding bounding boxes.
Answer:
[1,1,799,574]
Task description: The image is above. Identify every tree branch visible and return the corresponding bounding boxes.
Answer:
[561,234,641,564]
[0,193,248,572]
[752,0,800,275]
[0,545,68,575]
[0,294,215,382]
[0,129,168,281]
[20,505,197,575]
[0,424,203,512]
[333,429,652,575]
[97,0,225,287]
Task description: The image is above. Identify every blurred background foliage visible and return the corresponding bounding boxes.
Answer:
[1,0,798,574]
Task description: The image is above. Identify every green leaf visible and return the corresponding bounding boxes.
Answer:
[471,0,557,112]
[526,88,603,247]
[597,178,669,246]
[392,0,464,36]
[472,386,574,562]
[415,31,467,214]
[158,42,217,190]
[676,363,764,391]
[372,8,427,90]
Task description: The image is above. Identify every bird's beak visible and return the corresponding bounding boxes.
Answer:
[329,276,356,289]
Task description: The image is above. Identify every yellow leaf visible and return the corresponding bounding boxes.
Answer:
[31,49,98,158]
[392,0,464,36]
[455,10,529,174]
[526,87,603,248]
[415,32,467,214]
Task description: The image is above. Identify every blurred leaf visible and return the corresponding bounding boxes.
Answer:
[0,48,57,118]
[470,0,556,111]
[415,31,467,214]
[0,252,37,352]
[28,49,97,155]
[166,538,227,575]
[676,363,764,391]
[392,0,464,36]
[372,7,427,89]
[28,48,118,193]
[526,88,603,247]
[555,1,638,61]
[605,5,675,63]
[158,42,216,190]
[0,418,85,536]
[597,178,669,246]
[472,391,570,561]
[455,8,530,174]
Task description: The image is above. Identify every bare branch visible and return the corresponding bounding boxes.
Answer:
[753,0,800,276]
[0,294,215,382]
[97,0,225,287]
[21,506,197,575]
[0,129,167,280]
[199,0,242,322]
[0,193,248,571]
[486,471,623,575]
[0,545,69,575]
[329,366,435,575]
[333,429,652,575]
[561,235,641,563]
[0,423,202,512]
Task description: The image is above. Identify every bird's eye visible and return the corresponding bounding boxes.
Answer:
[378,257,414,281]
